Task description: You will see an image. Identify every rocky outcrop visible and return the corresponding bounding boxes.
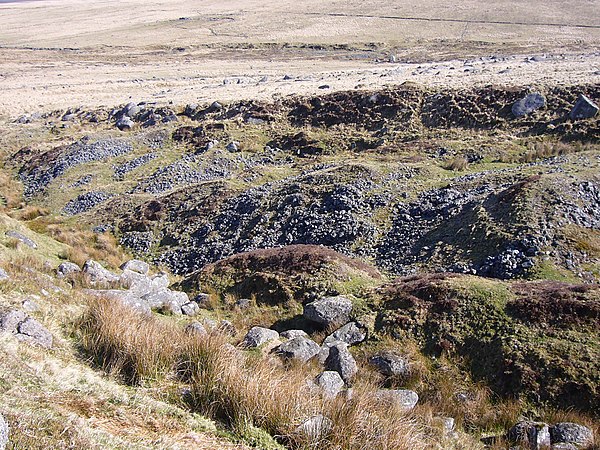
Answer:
[303,296,353,328]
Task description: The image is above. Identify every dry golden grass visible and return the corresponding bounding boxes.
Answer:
[443,156,468,171]
[79,298,430,449]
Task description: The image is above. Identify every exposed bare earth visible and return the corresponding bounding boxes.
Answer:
[0,0,599,117]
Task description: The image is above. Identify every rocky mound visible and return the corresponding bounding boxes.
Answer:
[180,244,382,304]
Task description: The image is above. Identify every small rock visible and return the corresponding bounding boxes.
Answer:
[303,296,353,328]
[185,321,207,336]
[550,423,593,447]
[181,301,200,316]
[315,371,345,399]
[0,413,8,450]
[21,298,39,312]
[120,259,150,275]
[376,389,419,411]
[17,317,53,348]
[275,336,320,362]
[116,116,134,131]
[86,289,151,315]
[569,94,599,120]
[551,444,578,450]
[512,92,546,117]
[161,299,183,316]
[369,352,410,378]
[296,414,332,442]
[226,141,239,152]
[508,421,551,450]
[280,329,309,340]
[219,320,236,336]
[0,268,9,281]
[194,293,212,309]
[83,260,120,286]
[324,342,358,384]
[234,298,251,310]
[324,322,366,346]
[56,261,81,278]
[5,230,37,249]
[242,326,279,348]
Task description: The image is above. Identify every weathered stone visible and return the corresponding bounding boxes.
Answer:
[317,339,346,365]
[303,296,353,327]
[6,230,37,249]
[512,92,546,117]
[570,94,599,120]
[194,293,212,309]
[280,329,309,340]
[324,321,366,346]
[276,336,320,362]
[296,415,332,442]
[234,298,251,309]
[116,115,134,131]
[324,342,358,383]
[120,259,150,274]
[185,321,207,336]
[0,309,27,332]
[56,261,81,278]
[181,301,200,316]
[141,288,187,310]
[0,413,8,450]
[242,326,279,348]
[508,421,551,450]
[551,444,578,450]
[0,268,8,281]
[119,269,152,295]
[17,317,53,348]
[550,423,593,447]
[219,320,236,336]
[315,371,345,399]
[369,352,411,378]
[161,299,183,316]
[83,260,120,286]
[376,389,419,411]
[150,273,170,290]
[85,289,151,315]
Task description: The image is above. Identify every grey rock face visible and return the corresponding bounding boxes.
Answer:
[161,299,183,316]
[303,296,353,327]
[56,261,81,278]
[324,322,366,346]
[120,259,150,275]
[315,371,345,399]
[116,115,134,131]
[5,230,37,249]
[242,326,279,348]
[0,413,8,450]
[141,288,186,310]
[185,321,207,336]
[0,268,9,281]
[280,329,309,340]
[276,336,320,362]
[376,389,419,411]
[296,414,332,442]
[508,421,551,450]
[570,94,599,120]
[512,92,546,117]
[369,352,410,378]
[87,289,152,315]
[0,309,52,348]
[324,342,358,383]
[181,301,200,316]
[550,423,593,447]
[83,260,120,286]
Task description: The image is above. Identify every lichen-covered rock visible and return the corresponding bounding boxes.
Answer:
[508,421,551,450]
[280,329,309,340]
[0,309,52,348]
[0,268,9,281]
[369,352,410,378]
[324,342,358,383]
[376,389,419,411]
[512,92,546,117]
[5,230,37,249]
[185,321,207,336]
[296,414,332,442]
[56,261,81,278]
[242,326,279,348]
[570,94,599,120]
[303,296,353,327]
[86,289,151,315]
[324,321,366,346]
[83,260,120,286]
[275,336,320,362]
[315,371,345,399]
[550,423,593,447]
[181,301,200,316]
[120,259,150,275]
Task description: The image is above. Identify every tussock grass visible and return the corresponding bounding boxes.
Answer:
[79,298,429,449]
